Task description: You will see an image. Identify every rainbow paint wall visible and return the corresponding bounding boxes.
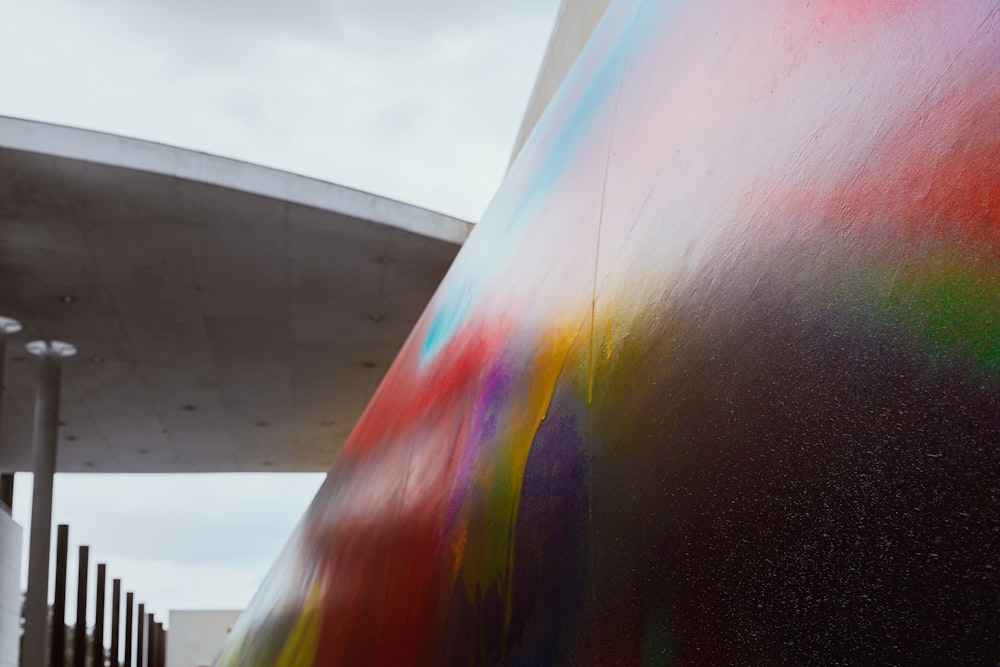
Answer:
[216,0,1000,664]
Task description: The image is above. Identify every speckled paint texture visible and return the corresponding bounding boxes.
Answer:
[215,0,1000,664]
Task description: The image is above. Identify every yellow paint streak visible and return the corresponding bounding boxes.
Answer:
[450,519,468,582]
[606,315,613,360]
[212,633,245,667]
[273,583,323,667]
[587,335,595,405]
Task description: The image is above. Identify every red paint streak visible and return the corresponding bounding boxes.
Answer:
[770,2,1000,250]
[847,69,1000,248]
[312,514,452,665]
[787,0,918,35]
[343,315,512,457]
[292,317,515,664]
[304,410,476,664]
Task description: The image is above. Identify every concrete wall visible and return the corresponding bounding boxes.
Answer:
[0,512,22,667]
[509,0,612,163]
[167,610,242,667]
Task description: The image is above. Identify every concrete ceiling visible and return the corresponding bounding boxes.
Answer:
[0,118,470,473]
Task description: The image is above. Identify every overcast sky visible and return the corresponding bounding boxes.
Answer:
[2,0,561,636]
[11,474,325,630]
[1,0,559,221]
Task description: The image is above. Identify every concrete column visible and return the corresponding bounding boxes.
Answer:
[21,340,77,667]
[0,317,22,445]
[0,317,22,515]
[0,319,22,667]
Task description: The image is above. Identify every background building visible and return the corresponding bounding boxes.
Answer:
[166,610,242,667]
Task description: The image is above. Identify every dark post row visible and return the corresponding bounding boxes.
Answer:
[45,524,167,667]
[149,619,167,667]
[136,603,145,667]
[50,524,68,667]
[73,545,88,667]
[111,578,121,667]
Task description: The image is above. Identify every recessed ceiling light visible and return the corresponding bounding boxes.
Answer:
[0,317,22,334]
[362,361,376,368]
[26,341,77,358]
[255,420,269,427]
[182,404,197,411]
[137,448,149,455]
[369,313,384,322]
[60,295,75,304]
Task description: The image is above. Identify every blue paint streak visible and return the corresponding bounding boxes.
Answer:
[421,0,665,364]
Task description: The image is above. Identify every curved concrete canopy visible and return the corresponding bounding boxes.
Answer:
[0,117,471,472]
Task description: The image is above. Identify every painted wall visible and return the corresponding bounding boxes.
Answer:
[0,512,22,667]
[168,610,242,667]
[217,0,1000,664]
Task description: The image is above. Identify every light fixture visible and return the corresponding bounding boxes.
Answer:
[0,317,22,334]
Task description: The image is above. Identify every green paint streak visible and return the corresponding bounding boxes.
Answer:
[862,247,1000,380]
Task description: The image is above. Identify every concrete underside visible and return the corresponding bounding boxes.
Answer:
[0,133,465,473]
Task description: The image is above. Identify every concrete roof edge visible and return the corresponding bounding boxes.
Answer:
[0,115,473,245]
[508,0,575,167]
